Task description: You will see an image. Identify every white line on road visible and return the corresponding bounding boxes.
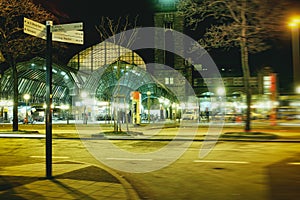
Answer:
[191,149,239,151]
[0,134,45,138]
[106,158,153,161]
[288,162,300,165]
[30,156,69,159]
[194,160,249,164]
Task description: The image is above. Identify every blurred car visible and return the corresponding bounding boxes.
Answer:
[96,114,112,121]
[276,106,299,120]
[182,111,197,120]
[250,112,265,120]
[242,112,265,120]
[213,112,237,122]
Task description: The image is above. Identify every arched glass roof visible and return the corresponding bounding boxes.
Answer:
[0,41,178,105]
[1,57,77,103]
[68,41,178,103]
[82,60,178,103]
[67,41,146,72]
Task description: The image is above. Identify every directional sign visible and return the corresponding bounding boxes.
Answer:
[52,30,84,44]
[23,18,84,45]
[23,17,46,39]
[51,22,83,32]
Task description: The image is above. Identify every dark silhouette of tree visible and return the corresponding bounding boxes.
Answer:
[0,0,58,131]
[177,0,289,131]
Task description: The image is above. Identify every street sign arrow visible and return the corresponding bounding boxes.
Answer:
[23,17,84,45]
[51,22,83,32]
[52,30,84,44]
[23,17,46,39]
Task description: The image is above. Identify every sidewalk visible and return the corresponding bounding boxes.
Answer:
[0,160,139,200]
[0,124,140,200]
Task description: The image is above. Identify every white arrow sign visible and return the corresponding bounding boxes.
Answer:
[52,31,84,44]
[23,17,46,39]
[51,22,83,32]
[23,18,84,45]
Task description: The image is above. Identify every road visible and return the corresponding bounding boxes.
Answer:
[113,141,300,200]
[0,122,300,200]
[1,139,300,199]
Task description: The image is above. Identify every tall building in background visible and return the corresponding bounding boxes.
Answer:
[151,0,194,103]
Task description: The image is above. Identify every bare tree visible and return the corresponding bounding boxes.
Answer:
[96,15,139,47]
[95,15,139,133]
[177,0,288,131]
[0,0,57,131]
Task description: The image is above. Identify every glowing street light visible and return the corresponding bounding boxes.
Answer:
[296,85,300,94]
[216,87,226,96]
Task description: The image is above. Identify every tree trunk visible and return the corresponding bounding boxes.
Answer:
[12,63,18,131]
[240,0,251,132]
[240,43,252,132]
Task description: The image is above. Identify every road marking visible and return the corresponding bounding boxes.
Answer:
[30,156,69,159]
[288,162,300,165]
[191,149,239,151]
[0,134,45,138]
[106,158,152,161]
[194,160,249,164]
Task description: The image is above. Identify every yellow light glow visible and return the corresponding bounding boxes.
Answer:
[23,93,30,100]
[296,86,300,94]
[289,22,298,27]
[292,17,300,23]
[289,16,300,27]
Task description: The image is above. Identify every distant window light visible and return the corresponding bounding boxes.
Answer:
[165,77,173,85]
[165,77,169,84]
[170,77,174,84]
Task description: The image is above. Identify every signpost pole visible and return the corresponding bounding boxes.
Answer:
[23,17,83,179]
[45,20,53,179]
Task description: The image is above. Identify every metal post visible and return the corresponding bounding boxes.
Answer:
[291,25,300,92]
[45,20,53,179]
[147,92,151,123]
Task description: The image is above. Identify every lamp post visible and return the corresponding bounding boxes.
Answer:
[23,94,30,124]
[61,104,70,124]
[289,17,300,93]
[147,91,151,123]
[81,91,88,124]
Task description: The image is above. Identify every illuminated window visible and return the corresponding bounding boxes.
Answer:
[165,77,173,85]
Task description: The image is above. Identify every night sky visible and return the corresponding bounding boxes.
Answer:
[33,0,300,92]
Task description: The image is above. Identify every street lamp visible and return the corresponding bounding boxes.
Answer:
[81,91,88,124]
[147,91,151,123]
[216,87,226,96]
[289,17,300,93]
[61,104,70,124]
[23,94,30,124]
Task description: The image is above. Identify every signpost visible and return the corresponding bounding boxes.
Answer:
[23,17,46,39]
[52,31,84,45]
[52,22,83,32]
[45,21,53,179]
[23,17,84,179]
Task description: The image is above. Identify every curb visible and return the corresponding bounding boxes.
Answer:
[2,133,300,143]
[81,161,141,200]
